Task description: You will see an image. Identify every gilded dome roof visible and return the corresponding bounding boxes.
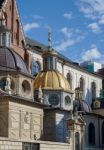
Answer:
[34,70,73,93]
[0,46,30,75]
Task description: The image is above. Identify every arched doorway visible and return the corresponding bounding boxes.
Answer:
[88,123,95,145]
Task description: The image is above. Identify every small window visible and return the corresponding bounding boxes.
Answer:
[22,143,40,150]
[65,95,71,105]
[2,33,6,46]
[88,123,95,145]
[22,80,31,94]
[49,94,59,106]
[0,78,6,90]
[4,12,7,26]
[16,19,19,45]
[32,60,41,76]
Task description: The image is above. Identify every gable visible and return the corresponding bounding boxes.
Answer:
[0,0,26,58]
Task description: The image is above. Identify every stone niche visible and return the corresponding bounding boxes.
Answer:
[0,97,43,141]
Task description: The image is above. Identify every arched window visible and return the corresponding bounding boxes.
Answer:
[67,73,72,89]
[102,122,104,144]
[32,60,41,76]
[79,77,85,98]
[75,132,80,150]
[4,12,7,26]
[21,40,25,48]
[88,123,95,145]
[16,19,19,45]
[91,82,96,101]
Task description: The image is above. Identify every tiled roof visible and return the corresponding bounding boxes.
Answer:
[25,37,73,63]
[0,0,5,9]
[25,37,103,78]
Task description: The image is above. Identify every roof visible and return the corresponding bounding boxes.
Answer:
[0,46,30,76]
[0,0,5,9]
[26,37,73,63]
[26,37,103,79]
[34,70,73,93]
[73,99,91,113]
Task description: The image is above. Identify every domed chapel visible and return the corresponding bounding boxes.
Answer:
[0,0,104,150]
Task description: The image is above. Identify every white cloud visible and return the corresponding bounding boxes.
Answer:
[99,15,104,24]
[78,0,104,19]
[61,27,73,38]
[78,0,104,33]
[33,15,44,19]
[82,45,101,61]
[24,22,40,32]
[63,12,73,20]
[55,39,76,51]
[88,22,101,33]
[54,27,85,51]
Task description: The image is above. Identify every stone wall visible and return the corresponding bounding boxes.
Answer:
[8,100,43,141]
[0,137,103,150]
[0,138,71,150]
[0,138,22,150]
[0,99,43,141]
[40,141,71,150]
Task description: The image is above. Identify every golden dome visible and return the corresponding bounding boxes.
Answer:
[34,70,73,93]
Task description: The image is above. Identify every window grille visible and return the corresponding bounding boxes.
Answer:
[22,143,40,150]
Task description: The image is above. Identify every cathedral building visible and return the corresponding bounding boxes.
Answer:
[0,0,104,150]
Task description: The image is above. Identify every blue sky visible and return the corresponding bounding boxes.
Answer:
[17,0,104,63]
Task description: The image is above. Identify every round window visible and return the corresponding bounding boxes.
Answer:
[65,96,71,105]
[49,94,59,106]
[22,80,31,94]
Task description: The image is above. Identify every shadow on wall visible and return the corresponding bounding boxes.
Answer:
[85,88,92,106]
[55,113,69,143]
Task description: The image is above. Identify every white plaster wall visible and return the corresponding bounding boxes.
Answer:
[28,50,43,70]
[29,49,102,106]
[57,62,102,105]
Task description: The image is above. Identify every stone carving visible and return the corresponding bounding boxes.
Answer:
[5,74,11,95]
[38,87,43,103]
[24,112,30,124]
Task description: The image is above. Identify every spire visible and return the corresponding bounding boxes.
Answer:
[48,28,52,51]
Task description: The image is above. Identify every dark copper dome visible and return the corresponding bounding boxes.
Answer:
[0,46,29,75]
[73,99,91,113]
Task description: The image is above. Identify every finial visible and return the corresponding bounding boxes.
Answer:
[48,27,52,51]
